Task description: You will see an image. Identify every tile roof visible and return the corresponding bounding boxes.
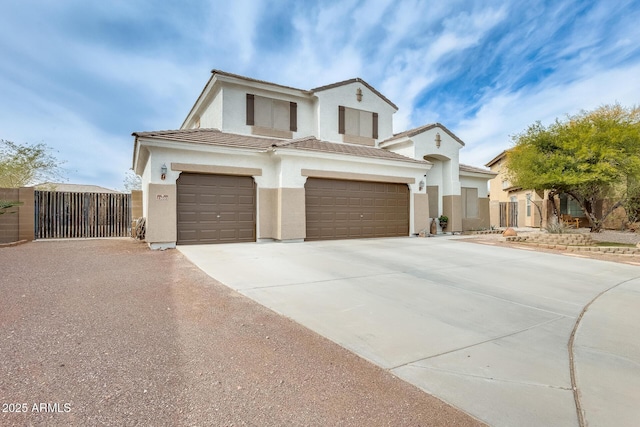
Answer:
[383,123,465,146]
[35,182,121,193]
[209,71,398,110]
[133,129,427,165]
[274,137,427,164]
[133,128,281,150]
[484,149,508,167]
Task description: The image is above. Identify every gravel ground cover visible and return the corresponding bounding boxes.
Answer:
[0,239,483,427]
[464,229,640,265]
[587,229,640,245]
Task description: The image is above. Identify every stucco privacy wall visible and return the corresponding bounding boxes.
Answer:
[0,187,35,244]
[462,198,490,231]
[460,174,491,231]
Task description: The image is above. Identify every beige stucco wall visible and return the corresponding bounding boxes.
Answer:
[0,188,19,243]
[443,195,462,233]
[277,187,306,241]
[413,193,429,233]
[489,200,500,228]
[258,187,277,239]
[462,197,490,231]
[131,190,143,219]
[145,183,177,247]
[0,187,34,243]
[18,187,34,242]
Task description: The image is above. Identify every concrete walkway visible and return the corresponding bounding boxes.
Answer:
[179,237,640,427]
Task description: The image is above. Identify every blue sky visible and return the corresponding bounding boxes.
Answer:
[1,0,639,190]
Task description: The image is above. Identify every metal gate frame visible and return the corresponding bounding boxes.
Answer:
[34,191,131,239]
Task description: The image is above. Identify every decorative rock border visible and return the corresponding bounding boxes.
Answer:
[504,234,640,255]
[506,233,595,246]
[466,229,504,235]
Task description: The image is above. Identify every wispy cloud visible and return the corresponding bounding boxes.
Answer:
[1,0,639,189]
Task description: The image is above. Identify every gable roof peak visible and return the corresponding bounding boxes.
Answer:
[311,77,398,110]
[384,122,465,146]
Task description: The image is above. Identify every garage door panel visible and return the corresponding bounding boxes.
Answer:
[177,173,255,245]
[305,178,408,241]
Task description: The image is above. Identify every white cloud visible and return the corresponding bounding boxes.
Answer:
[2,0,640,190]
[457,61,640,167]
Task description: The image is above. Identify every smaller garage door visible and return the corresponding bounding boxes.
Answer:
[177,173,255,245]
[305,178,409,241]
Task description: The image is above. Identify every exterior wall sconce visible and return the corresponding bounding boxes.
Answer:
[356,88,363,102]
[161,164,167,180]
[435,132,441,148]
[419,179,425,191]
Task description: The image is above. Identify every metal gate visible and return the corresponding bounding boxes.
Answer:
[499,202,518,227]
[35,191,131,239]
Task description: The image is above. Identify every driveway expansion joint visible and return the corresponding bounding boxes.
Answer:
[387,316,567,371]
[396,365,573,391]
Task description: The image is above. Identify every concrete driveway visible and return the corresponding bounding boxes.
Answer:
[179,236,640,427]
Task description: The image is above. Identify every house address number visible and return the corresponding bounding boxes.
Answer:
[156,194,169,201]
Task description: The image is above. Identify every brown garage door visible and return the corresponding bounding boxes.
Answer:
[305,178,409,241]
[177,173,255,245]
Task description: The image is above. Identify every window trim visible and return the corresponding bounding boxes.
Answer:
[246,93,297,134]
[338,105,378,140]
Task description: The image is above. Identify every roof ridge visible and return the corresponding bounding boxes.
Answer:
[311,77,398,110]
[212,69,309,93]
[383,122,465,146]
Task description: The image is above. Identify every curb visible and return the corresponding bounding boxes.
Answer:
[0,239,29,248]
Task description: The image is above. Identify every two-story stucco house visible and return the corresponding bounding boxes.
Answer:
[132,70,496,249]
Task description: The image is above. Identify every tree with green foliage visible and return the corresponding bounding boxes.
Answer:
[507,104,640,232]
[0,139,65,188]
[0,200,21,215]
[122,170,142,193]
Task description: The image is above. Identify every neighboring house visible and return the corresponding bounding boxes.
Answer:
[35,182,121,193]
[132,70,496,249]
[485,150,585,228]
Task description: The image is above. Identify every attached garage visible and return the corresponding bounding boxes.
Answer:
[176,173,255,245]
[305,178,409,241]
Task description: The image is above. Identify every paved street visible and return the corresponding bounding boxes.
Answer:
[179,236,640,427]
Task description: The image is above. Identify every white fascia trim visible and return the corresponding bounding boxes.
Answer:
[378,136,412,149]
[459,170,498,179]
[135,137,268,157]
[217,75,311,99]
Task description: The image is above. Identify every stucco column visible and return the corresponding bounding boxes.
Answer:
[18,187,35,242]
[413,193,429,233]
[442,195,462,233]
[145,183,177,249]
[276,188,306,241]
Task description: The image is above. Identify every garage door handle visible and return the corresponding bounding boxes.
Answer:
[216,215,221,218]
[360,214,363,218]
